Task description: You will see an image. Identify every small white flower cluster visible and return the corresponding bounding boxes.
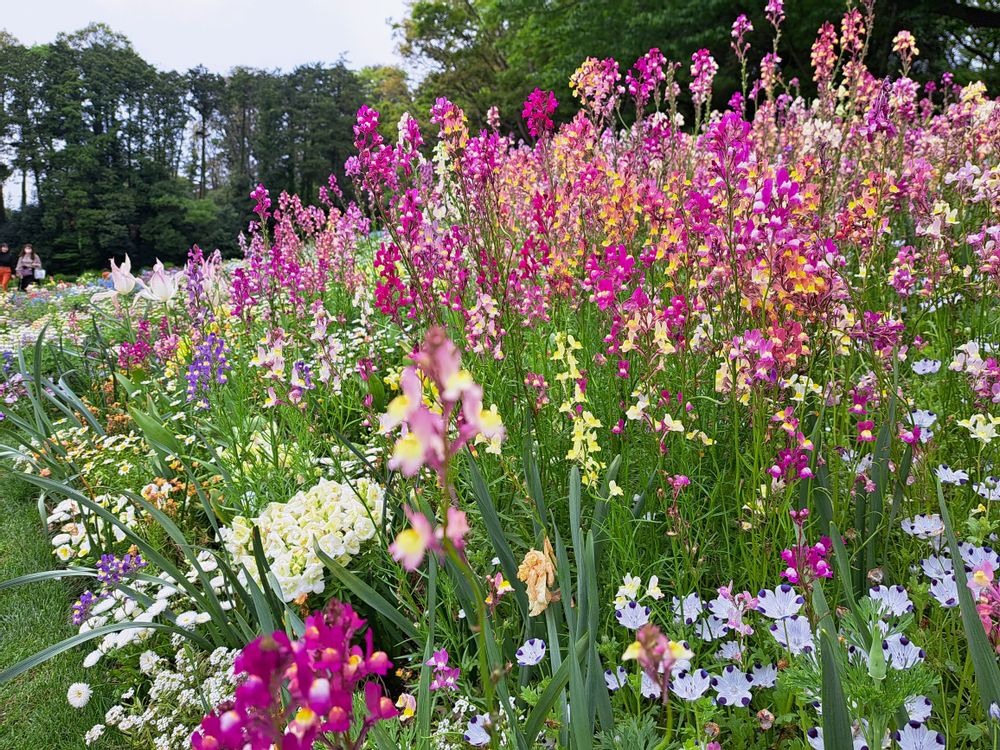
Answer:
[91,646,239,750]
[47,493,144,561]
[221,477,386,602]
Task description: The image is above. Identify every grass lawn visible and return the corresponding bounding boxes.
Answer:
[0,478,128,749]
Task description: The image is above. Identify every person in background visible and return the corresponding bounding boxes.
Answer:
[15,244,41,291]
[0,243,13,291]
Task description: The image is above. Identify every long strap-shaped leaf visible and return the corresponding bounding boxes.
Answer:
[522,635,589,743]
[314,542,417,640]
[466,451,530,621]
[819,624,855,750]
[0,620,212,683]
[938,481,1000,713]
[0,568,96,591]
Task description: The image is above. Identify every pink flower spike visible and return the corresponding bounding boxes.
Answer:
[444,506,470,551]
[389,507,437,571]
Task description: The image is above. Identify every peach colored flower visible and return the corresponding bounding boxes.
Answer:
[517,538,557,616]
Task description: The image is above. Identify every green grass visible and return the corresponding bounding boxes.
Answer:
[0,478,127,749]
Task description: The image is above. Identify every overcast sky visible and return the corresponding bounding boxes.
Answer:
[1,0,409,73]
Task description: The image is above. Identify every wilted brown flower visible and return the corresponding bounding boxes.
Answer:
[517,537,557,616]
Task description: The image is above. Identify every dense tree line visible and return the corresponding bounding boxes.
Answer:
[397,0,1000,135]
[0,25,412,274]
[2,3,997,274]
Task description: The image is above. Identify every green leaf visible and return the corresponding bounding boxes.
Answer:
[0,621,211,683]
[0,568,96,591]
[314,542,417,640]
[819,626,854,750]
[466,451,530,621]
[523,635,589,742]
[938,481,1000,712]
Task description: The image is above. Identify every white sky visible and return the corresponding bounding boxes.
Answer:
[1,0,409,72]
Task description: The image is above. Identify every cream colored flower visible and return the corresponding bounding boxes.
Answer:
[517,538,557,617]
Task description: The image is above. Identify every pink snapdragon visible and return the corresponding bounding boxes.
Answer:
[191,600,395,750]
[521,88,558,138]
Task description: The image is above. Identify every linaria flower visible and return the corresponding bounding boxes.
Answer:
[517,538,557,617]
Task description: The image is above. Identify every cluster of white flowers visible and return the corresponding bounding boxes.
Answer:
[221,477,386,602]
[47,493,144,561]
[89,646,239,749]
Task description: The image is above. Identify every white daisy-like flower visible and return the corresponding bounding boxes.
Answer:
[905,695,933,724]
[959,543,1000,571]
[928,575,958,607]
[869,585,913,617]
[67,682,92,709]
[515,638,546,666]
[82,650,103,668]
[892,721,945,749]
[672,593,703,625]
[911,359,941,375]
[463,714,492,746]
[711,665,752,707]
[884,634,925,670]
[696,615,729,642]
[921,554,953,581]
[769,615,814,655]
[640,671,661,699]
[750,662,777,689]
[615,601,651,630]
[901,515,944,543]
[756,584,804,619]
[935,465,969,485]
[604,666,627,691]
[806,726,870,750]
[909,409,938,428]
[671,669,711,701]
[974,479,1000,502]
[715,641,742,662]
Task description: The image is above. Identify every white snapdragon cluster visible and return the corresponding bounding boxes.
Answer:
[92,646,239,750]
[47,494,143,561]
[221,477,386,602]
